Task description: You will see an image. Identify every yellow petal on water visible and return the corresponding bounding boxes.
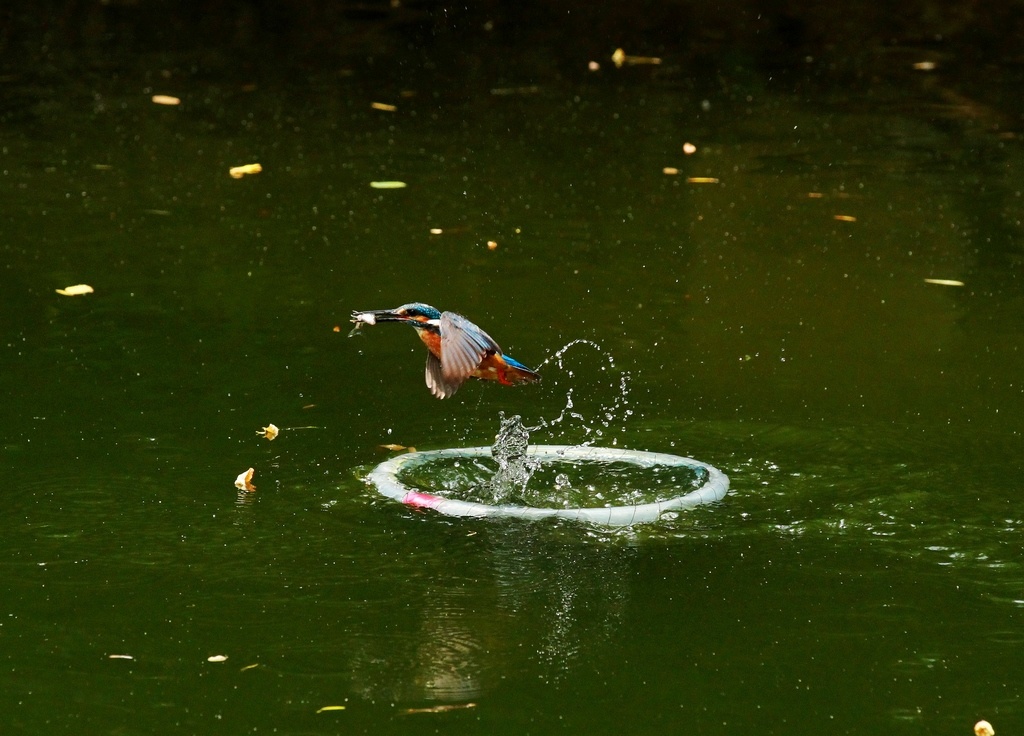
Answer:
[682,142,697,155]
[924,278,965,287]
[56,284,94,296]
[108,654,134,660]
[369,181,407,189]
[611,48,661,67]
[257,423,279,441]
[207,655,228,663]
[234,468,256,492]
[662,167,679,175]
[229,163,262,179]
[686,177,719,184]
[975,721,995,736]
[833,214,857,222]
[151,94,181,106]
[316,706,347,713]
[370,102,397,111]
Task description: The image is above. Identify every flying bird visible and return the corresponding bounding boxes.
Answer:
[350,303,540,399]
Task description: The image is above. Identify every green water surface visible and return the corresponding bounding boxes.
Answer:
[2,9,1024,735]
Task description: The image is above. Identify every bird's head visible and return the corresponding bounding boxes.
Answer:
[350,303,441,328]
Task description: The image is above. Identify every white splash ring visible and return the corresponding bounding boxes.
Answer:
[366,445,729,526]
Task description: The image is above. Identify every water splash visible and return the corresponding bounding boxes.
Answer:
[528,339,633,447]
[471,341,636,506]
[489,412,540,504]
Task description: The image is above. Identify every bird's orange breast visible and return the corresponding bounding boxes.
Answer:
[416,329,442,357]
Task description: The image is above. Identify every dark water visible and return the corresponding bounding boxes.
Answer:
[3,10,1024,735]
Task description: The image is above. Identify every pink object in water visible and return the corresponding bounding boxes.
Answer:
[402,491,445,509]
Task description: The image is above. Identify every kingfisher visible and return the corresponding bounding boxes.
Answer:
[350,303,540,399]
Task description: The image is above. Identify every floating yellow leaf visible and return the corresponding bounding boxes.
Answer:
[56,284,94,296]
[257,424,279,441]
[229,163,262,179]
[924,278,965,287]
[234,468,256,492]
[686,177,719,184]
[611,48,661,68]
[152,94,181,106]
[207,655,228,663]
[369,181,407,189]
[370,102,397,111]
[316,706,347,714]
[834,214,857,222]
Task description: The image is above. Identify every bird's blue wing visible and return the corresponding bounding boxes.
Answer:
[439,312,501,383]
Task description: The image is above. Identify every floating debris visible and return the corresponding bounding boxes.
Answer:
[611,48,662,68]
[833,214,857,222]
[369,181,407,189]
[229,163,262,179]
[207,655,228,663]
[490,85,540,96]
[912,61,937,71]
[682,142,697,155]
[257,424,279,441]
[108,654,134,660]
[924,278,965,287]
[487,240,498,250]
[234,468,256,492]
[401,703,477,715]
[317,706,347,714]
[151,94,181,106]
[686,177,719,184]
[370,102,397,112]
[56,284,94,296]
[975,721,995,736]
[430,228,444,235]
[662,167,680,175]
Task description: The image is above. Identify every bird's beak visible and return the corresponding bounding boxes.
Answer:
[350,309,407,325]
